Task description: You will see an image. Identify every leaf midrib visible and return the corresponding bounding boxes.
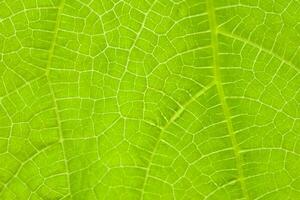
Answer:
[207,0,249,199]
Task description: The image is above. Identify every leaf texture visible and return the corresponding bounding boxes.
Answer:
[0,0,300,199]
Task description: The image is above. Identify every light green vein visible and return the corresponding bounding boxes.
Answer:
[206,0,249,199]
[218,30,300,73]
[140,81,215,199]
[45,0,64,73]
[44,0,71,197]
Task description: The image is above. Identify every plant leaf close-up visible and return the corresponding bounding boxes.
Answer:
[0,0,300,199]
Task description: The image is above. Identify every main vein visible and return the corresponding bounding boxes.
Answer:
[206,0,249,199]
[45,0,71,196]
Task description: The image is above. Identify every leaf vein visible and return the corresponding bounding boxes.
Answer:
[207,0,249,199]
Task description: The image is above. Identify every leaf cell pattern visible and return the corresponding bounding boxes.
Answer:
[0,0,299,199]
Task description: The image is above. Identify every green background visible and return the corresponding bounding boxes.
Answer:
[0,0,299,199]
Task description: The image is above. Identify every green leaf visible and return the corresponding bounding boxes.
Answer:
[0,0,299,199]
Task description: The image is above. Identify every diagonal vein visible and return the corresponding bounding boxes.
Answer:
[206,0,249,199]
[44,0,71,197]
[140,81,215,199]
[218,30,300,73]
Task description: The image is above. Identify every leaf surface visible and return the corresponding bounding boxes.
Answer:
[0,0,300,199]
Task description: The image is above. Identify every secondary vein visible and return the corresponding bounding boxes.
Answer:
[45,0,64,72]
[44,0,72,197]
[206,0,249,199]
[140,81,215,199]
